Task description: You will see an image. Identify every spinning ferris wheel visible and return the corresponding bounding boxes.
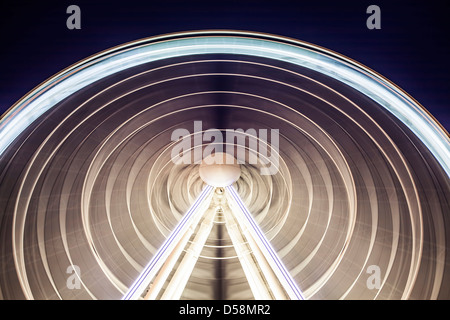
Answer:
[0,31,448,300]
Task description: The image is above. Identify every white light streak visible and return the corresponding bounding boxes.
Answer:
[0,32,448,176]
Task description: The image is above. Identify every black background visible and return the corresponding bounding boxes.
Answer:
[0,299,443,317]
[0,0,449,131]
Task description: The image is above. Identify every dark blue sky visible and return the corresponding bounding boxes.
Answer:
[0,0,449,131]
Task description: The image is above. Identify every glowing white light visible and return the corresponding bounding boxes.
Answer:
[0,31,448,177]
[121,185,213,300]
[225,185,305,300]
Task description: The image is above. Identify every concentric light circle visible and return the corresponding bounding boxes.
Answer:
[0,30,448,300]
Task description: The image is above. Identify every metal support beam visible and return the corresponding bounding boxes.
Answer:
[222,203,274,299]
[161,207,217,299]
[143,223,193,300]
[122,184,304,300]
[122,185,213,300]
[225,185,305,300]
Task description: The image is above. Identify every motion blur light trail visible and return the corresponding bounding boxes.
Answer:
[0,31,448,299]
[1,31,447,174]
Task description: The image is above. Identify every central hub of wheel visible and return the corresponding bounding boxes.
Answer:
[199,152,241,187]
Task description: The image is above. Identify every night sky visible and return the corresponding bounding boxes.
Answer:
[0,0,449,131]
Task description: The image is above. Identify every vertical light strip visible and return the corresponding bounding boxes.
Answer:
[122,185,213,300]
[225,185,305,300]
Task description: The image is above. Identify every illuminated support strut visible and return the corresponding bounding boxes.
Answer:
[122,185,304,300]
[225,185,304,300]
[157,206,217,300]
[121,185,214,300]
